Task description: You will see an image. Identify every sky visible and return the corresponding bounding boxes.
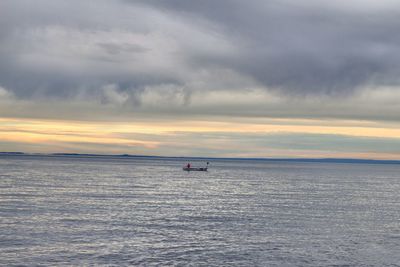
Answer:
[1,0,400,159]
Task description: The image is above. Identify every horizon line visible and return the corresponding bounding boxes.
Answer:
[1,151,400,165]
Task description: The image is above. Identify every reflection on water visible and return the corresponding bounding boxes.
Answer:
[1,155,400,266]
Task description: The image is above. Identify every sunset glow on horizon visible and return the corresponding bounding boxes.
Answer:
[1,116,400,159]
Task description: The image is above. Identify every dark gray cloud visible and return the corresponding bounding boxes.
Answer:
[0,0,184,100]
[134,0,400,95]
[1,0,400,106]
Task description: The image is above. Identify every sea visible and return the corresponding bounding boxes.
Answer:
[1,155,400,266]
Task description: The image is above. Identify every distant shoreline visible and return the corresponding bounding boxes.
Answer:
[1,152,400,165]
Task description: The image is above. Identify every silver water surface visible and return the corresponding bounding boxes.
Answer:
[1,156,400,266]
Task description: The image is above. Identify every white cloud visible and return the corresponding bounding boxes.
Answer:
[0,86,13,99]
[101,84,129,105]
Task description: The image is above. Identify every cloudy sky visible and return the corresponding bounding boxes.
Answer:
[1,0,400,159]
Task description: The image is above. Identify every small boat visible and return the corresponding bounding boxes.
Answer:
[183,167,208,171]
[183,162,209,171]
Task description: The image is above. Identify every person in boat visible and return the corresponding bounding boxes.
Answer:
[186,163,191,168]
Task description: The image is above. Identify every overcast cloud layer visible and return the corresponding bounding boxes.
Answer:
[1,0,400,121]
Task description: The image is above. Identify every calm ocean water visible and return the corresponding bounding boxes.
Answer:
[1,155,400,266]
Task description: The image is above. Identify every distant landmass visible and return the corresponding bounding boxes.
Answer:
[1,151,400,165]
[0,152,25,155]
